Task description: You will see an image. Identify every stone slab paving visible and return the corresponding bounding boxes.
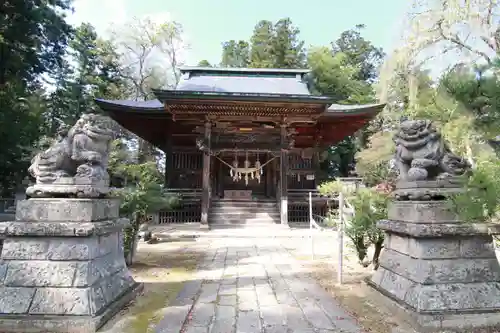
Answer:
[155,236,364,333]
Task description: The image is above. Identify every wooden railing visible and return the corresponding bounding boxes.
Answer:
[158,188,202,224]
[287,189,328,224]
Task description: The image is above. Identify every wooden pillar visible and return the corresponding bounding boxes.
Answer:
[272,156,277,198]
[164,125,173,188]
[280,124,288,226]
[265,153,272,197]
[312,148,320,189]
[217,159,224,198]
[201,121,211,228]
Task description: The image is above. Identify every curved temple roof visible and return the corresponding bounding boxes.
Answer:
[95,66,386,148]
[95,98,385,117]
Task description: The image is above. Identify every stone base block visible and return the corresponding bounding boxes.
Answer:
[388,201,459,223]
[0,282,143,333]
[371,231,500,332]
[0,199,140,332]
[26,182,109,199]
[366,277,500,332]
[392,179,465,201]
[15,198,119,222]
[371,266,500,311]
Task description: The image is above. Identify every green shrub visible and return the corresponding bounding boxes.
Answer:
[319,180,389,268]
[111,162,179,262]
[448,155,500,223]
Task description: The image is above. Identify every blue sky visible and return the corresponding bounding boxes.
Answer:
[69,0,409,66]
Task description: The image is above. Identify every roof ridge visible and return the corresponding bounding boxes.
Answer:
[179,67,310,74]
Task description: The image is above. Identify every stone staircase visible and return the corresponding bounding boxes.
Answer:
[208,198,281,228]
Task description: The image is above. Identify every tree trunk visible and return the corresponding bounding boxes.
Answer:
[351,235,367,264]
[372,238,384,270]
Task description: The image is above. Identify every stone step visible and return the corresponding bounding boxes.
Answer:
[210,204,278,209]
[208,222,281,228]
[214,198,275,202]
[209,217,279,224]
[211,201,277,208]
[207,225,285,231]
[209,213,280,220]
[209,209,279,217]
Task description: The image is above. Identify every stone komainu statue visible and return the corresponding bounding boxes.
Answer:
[27,113,113,198]
[394,120,470,182]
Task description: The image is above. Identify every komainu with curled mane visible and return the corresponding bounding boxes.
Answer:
[27,113,113,198]
[394,120,470,182]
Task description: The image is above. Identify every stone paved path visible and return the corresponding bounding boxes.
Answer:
[154,236,364,333]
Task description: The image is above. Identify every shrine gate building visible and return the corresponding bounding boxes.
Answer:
[96,67,385,228]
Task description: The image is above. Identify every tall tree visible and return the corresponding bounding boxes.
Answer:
[221,40,250,67]
[220,18,306,69]
[0,0,74,87]
[111,17,186,99]
[271,18,306,68]
[332,24,385,82]
[46,23,125,136]
[249,20,275,68]
[307,26,384,177]
[0,0,74,194]
[110,17,187,162]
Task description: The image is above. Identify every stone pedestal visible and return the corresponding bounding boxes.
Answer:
[0,198,143,333]
[368,183,500,332]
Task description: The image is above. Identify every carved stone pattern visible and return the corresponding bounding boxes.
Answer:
[27,113,113,198]
[394,120,471,182]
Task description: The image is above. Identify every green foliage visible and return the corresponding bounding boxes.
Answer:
[197,60,212,67]
[109,141,178,259]
[0,0,74,194]
[306,25,382,177]
[349,188,388,241]
[216,20,383,178]
[113,162,178,219]
[221,40,250,68]
[355,132,397,186]
[219,18,306,69]
[317,179,356,197]
[319,180,388,266]
[45,23,125,135]
[449,155,500,223]
[0,0,74,87]
[441,64,500,139]
[318,138,357,179]
[0,82,45,194]
[332,24,385,83]
[307,48,374,103]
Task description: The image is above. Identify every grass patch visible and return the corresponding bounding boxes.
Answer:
[99,242,205,333]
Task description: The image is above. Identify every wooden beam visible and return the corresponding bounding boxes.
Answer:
[211,148,283,154]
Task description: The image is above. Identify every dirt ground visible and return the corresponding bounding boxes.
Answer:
[293,242,500,333]
[99,240,206,333]
[304,260,404,333]
[290,241,415,333]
